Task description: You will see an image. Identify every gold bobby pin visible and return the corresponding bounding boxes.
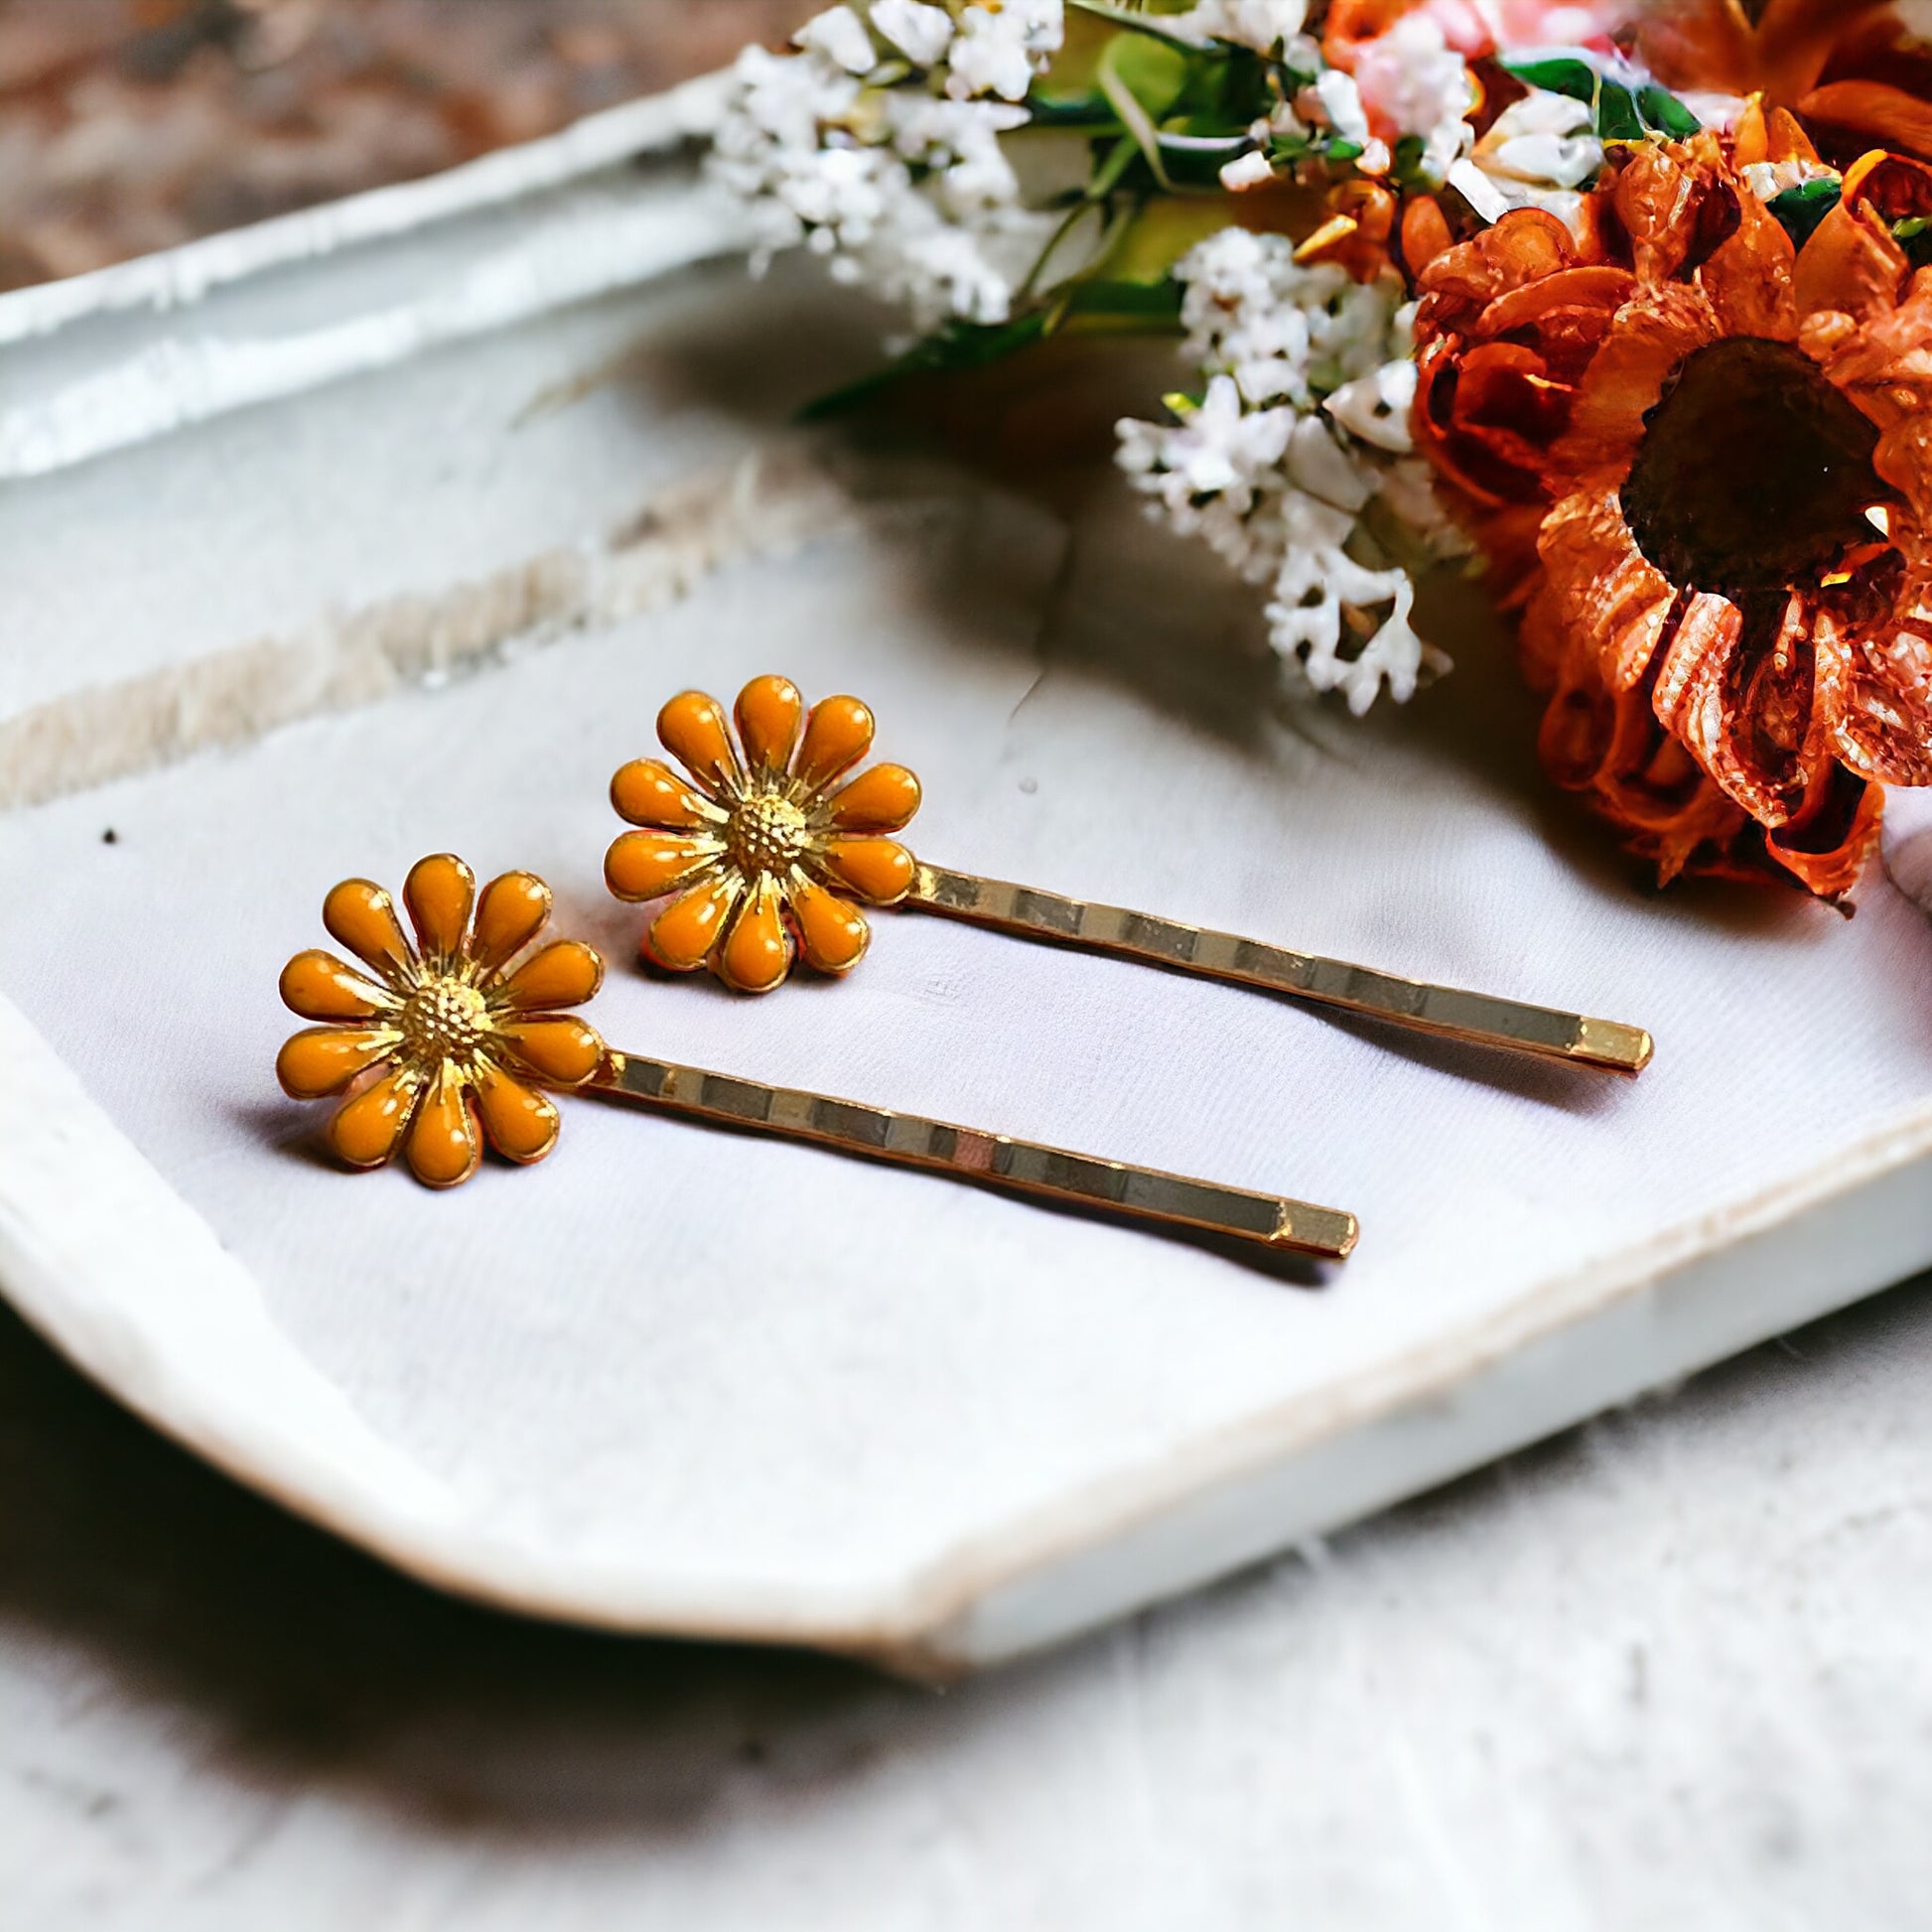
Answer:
[275,855,1358,1260]
[604,675,1654,1076]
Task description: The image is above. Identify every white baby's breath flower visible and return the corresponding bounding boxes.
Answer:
[1117,376,1294,516]
[1268,538,1442,716]
[796,4,879,73]
[871,0,955,68]
[709,8,1058,333]
[945,0,1063,103]
[1176,228,1400,410]
[1117,229,1448,713]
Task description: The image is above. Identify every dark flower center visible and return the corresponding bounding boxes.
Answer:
[1621,337,1883,601]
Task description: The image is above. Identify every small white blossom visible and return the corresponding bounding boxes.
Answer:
[1165,0,1311,54]
[709,12,1056,333]
[1117,376,1295,521]
[946,0,1063,103]
[796,5,879,73]
[1742,157,1841,201]
[1447,157,1511,224]
[1680,90,1749,135]
[1219,149,1276,191]
[1307,69,1371,147]
[1324,357,1418,454]
[1478,89,1601,191]
[1285,412,1375,512]
[1176,227,1400,410]
[871,0,955,68]
[1268,538,1440,716]
[1117,230,1448,712]
[1352,14,1476,183]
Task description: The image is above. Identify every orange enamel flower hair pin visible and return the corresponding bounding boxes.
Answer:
[607,675,1655,1075]
[277,854,1358,1260]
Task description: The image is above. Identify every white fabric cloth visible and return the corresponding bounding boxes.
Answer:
[4,484,1931,1605]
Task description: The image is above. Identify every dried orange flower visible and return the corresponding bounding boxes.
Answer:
[606,674,922,993]
[277,855,607,1187]
[1414,134,1932,897]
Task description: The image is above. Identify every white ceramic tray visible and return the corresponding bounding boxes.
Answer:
[4,91,1931,1677]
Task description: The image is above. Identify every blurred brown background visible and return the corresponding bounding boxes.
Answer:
[0,0,819,291]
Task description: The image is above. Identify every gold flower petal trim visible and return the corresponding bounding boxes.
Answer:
[277,855,607,1188]
[606,674,922,993]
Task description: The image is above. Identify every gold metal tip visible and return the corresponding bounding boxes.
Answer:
[907,867,1654,1077]
[1280,1205,1359,1260]
[1571,1019,1655,1075]
[593,1052,1355,1261]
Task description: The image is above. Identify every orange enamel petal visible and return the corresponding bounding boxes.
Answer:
[475,1060,561,1165]
[815,837,916,904]
[646,873,743,972]
[826,762,921,834]
[789,876,871,975]
[735,675,804,775]
[498,939,605,1012]
[322,879,411,979]
[610,758,719,831]
[657,690,741,792]
[279,949,392,1023]
[406,1067,482,1188]
[472,872,552,970]
[277,1026,398,1100]
[404,853,477,965]
[717,880,793,994]
[605,831,722,903]
[498,1016,607,1086]
[795,695,875,790]
[327,1063,423,1170]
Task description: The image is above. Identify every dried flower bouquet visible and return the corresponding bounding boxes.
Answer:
[709,0,1932,898]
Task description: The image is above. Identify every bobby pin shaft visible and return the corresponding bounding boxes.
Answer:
[591,1050,1358,1260]
[906,866,1653,1076]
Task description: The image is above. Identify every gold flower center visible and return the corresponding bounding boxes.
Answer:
[728,791,809,878]
[398,976,491,1067]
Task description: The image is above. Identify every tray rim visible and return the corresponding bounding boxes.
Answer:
[5,982,1928,1679]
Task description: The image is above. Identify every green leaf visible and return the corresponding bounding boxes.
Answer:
[1499,56,1598,105]
[1025,86,1117,127]
[1096,34,1182,189]
[1768,177,1843,248]
[1390,132,1431,188]
[1595,81,1645,143]
[796,313,1050,421]
[1638,84,1702,137]
[1089,130,1141,198]
[1899,219,1932,268]
[1107,31,1191,120]
[1059,277,1185,322]
[1065,1,1211,52]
